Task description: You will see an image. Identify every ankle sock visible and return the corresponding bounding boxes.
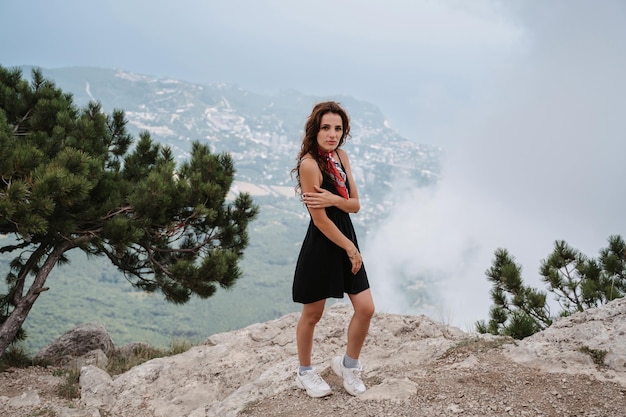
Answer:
[343,354,359,369]
[299,365,313,375]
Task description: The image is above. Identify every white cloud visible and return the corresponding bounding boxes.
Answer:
[365,0,626,330]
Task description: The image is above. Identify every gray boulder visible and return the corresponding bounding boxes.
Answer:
[35,322,114,366]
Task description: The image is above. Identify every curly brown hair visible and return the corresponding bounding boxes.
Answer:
[291,101,352,194]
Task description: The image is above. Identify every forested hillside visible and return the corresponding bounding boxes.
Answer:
[2,67,441,353]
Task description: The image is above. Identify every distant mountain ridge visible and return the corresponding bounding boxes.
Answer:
[37,66,441,225]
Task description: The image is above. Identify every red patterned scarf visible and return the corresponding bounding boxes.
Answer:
[318,149,349,199]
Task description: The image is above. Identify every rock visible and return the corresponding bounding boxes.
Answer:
[67,349,108,371]
[115,342,153,357]
[503,297,626,386]
[35,323,115,366]
[7,390,40,407]
[4,299,626,417]
[358,377,418,402]
[79,365,113,410]
[78,304,473,417]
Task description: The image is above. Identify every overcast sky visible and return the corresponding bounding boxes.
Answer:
[2,1,625,328]
[1,0,525,141]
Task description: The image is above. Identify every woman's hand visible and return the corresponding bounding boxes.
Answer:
[302,185,338,209]
[347,248,363,274]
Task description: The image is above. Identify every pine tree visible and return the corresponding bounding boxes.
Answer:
[476,236,626,339]
[540,236,626,315]
[0,67,259,356]
[475,248,552,339]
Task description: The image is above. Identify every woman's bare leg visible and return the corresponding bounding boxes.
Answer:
[296,299,326,366]
[346,289,375,360]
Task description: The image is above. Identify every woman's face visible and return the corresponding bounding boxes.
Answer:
[316,112,343,153]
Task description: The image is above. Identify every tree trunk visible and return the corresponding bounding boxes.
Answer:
[0,241,75,357]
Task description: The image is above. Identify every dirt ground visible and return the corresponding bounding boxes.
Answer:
[0,365,82,416]
[240,347,626,417]
[2,344,625,417]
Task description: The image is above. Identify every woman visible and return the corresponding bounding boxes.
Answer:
[291,101,375,398]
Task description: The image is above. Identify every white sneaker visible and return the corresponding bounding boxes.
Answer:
[295,369,332,398]
[332,355,366,396]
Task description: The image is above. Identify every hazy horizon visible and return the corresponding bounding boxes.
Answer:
[1,0,528,143]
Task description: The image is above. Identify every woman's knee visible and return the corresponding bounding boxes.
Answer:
[301,310,323,326]
[352,293,375,320]
[300,301,325,325]
[356,301,375,320]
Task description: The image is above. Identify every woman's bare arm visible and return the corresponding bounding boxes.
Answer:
[299,157,362,273]
[302,149,361,213]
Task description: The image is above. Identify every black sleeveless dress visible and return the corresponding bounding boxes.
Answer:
[292,162,370,304]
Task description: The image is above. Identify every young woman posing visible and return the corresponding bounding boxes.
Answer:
[291,101,375,398]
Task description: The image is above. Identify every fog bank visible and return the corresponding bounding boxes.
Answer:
[365,0,626,329]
